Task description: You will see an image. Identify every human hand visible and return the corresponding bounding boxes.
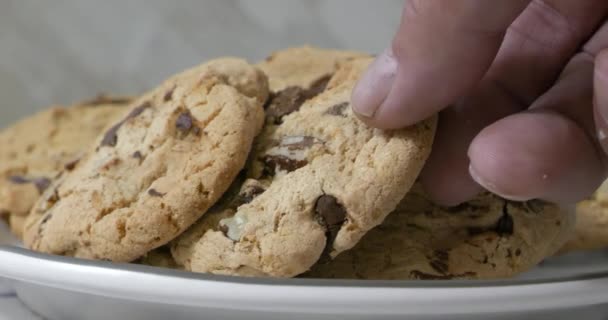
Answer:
[352,0,608,205]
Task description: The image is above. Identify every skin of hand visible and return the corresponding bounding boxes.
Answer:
[352,0,608,205]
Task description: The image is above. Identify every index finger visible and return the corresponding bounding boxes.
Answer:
[352,0,530,129]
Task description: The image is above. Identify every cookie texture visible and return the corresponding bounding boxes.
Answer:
[171,53,437,278]
[257,46,366,92]
[559,180,608,254]
[0,98,130,236]
[23,58,268,262]
[305,184,574,280]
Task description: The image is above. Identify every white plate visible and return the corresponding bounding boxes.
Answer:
[1,243,608,320]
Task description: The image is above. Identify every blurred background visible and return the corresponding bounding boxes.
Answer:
[0,0,403,127]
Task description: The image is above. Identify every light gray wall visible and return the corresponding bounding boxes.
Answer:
[0,0,403,127]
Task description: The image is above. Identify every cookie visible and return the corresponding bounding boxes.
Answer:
[0,98,131,236]
[559,180,608,254]
[8,214,26,239]
[306,184,574,280]
[23,58,268,262]
[257,46,367,92]
[171,54,437,278]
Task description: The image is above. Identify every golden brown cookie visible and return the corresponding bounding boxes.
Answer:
[559,180,608,254]
[23,58,268,262]
[171,51,437,278]
[305,184,574,280]
[0,98,131,237]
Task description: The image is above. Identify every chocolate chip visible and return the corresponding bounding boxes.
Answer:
[232,184,266,207]
[100,123,122,147]
[64,159,80,171]
[175,110,201,136]
[265,76,331,124]
[8,176,30,184]
[33,178,51,194]
[148,189,165,197]
[307,75,331,98]
[40,214,52,225]
[265,87,308,123]
[496,203,514,236]
[128,102,151,119]
[429,250,449,274]
[100,102,151,147]
[515,248,522,256]
[324,102,349,117]
[218,224,230,237]
[163,86,175,102]
[132,151,143,159]
[8,176,51,194]
[262,155,307,175]
[176,112,193,131]
[314,195,347,255]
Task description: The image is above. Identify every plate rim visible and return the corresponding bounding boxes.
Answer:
[2,246,608,316]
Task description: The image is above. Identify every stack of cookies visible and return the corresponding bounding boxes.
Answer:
[0,47,588,280]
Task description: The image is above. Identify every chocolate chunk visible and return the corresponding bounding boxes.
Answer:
[163,86,175,102]
[8,176,30,184]
[100,102,151,147]
[127,102,151,119]
[8,176,51,194]
[496,203,514,236]
[515,248,522,256]
[307,75,331,98]
[282,136,317,150]
[40,214,52,225]
[265,76,331,124]
[100,123,122,147]
[324,102,348,116]
[262,155,307,175]
[314,195,347,255]
[175,110,201,136]
[265,87,308,123]
[148,189,165,197]
[132,151,143,159]
[33,178,51,194]
[232,184,266,207]
[64,159,80,171]
[218,224,230,237]
[429,250,449,274]
[176,112,193,131]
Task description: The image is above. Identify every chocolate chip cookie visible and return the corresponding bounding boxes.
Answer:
[171,54,437,278]
[0,97,131,238]
[306,184,574,280]
[559,180,608,254]
[23,58,268,261]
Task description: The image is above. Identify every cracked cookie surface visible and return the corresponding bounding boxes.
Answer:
[0,98,130,237]
[23,58,267,261]
[171,50,437,278]
[305,184,574,280]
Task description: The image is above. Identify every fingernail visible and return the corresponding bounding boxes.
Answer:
[468,164,529,202]
[352,48,397,118]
